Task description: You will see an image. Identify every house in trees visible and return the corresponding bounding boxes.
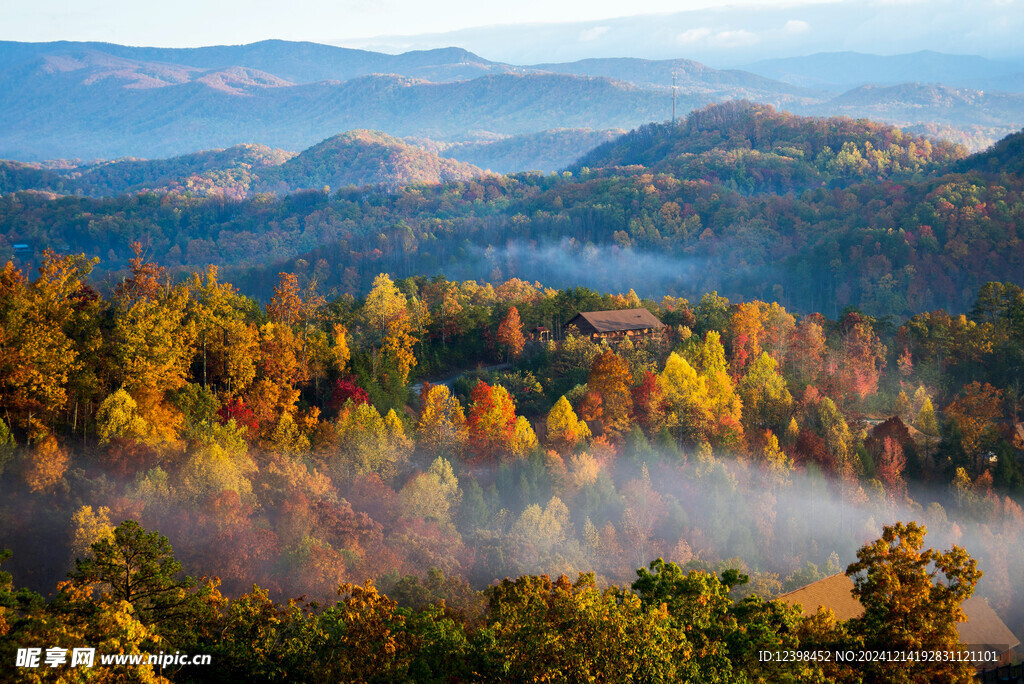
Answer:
[530,326,551,342]
[564,309,666,345]
[779,573,1021,667]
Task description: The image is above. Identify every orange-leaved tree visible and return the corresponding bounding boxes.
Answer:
[587,351,634,437]
[496,306,525,362]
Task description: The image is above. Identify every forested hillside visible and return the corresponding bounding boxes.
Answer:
[0,133,482,198]
[0,145,294,199]
[958,128,1024,176]
[2,103,1021,318]
[572,100,966,189]
[258,130,484,192]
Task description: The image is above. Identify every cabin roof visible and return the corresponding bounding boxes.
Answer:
[778,573,865,621]
[567,308,665,334]
[778,573,1020,650]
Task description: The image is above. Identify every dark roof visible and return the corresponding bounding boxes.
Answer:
[779,573,1020,651]
[567,308,665,334]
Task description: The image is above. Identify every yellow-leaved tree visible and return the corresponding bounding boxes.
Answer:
[658,352,711,446]
[179,420,256,504]
[109,245,196,451]
[738,352,793,433]
[399,456,461,527]
[364,274,419,389]
[0,252,96,439]
[546,396,591,453]
[70,505,115,560]
[416,384,468,458]
[691,331,743,447]
[332,401,409,480]
[96,388,149,444]
[187,266,259,395]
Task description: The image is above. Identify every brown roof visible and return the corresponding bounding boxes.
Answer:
[959,597,1022,649]
[779,573,1020,650]
[779,573,864,621]
[567,309,665,334]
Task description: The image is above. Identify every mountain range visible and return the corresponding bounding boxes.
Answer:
[743,51,1024,93]
[1,40,1022,163]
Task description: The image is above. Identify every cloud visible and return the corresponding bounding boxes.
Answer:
[579,26,610,42]
[677,26,762,49]
[676,27,713,44]
[710,29,760,47]
[783,19,811,34]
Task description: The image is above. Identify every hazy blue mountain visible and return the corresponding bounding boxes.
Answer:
[743,51,1024,93]
[0,40,514,84]
[0,39,830,98]
[529,57,823,104]
[0,59,684,160]
[806,83,1024,133]
[349,0,1024,66]
[2,39,1021,161]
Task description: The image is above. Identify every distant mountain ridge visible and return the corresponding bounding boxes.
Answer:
[348,2,1024,66]
[0,40,513,84]
[743,51,1024,93]
[0,52,683,160]
[414,129,627,174]
[528,57,822,102]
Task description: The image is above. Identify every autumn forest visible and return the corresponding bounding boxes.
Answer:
[2,101,1024,682]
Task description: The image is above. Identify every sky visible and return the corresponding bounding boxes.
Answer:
[1,0,832,47]
[3,0,1023,65]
